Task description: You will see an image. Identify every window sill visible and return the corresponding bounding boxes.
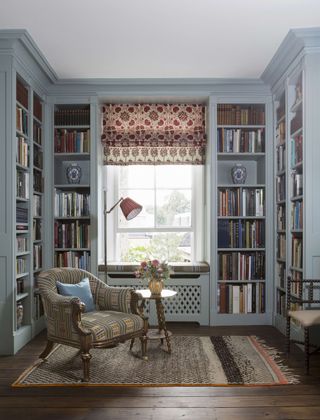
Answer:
[98,261,210,274]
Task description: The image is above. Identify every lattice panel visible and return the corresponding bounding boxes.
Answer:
[163,285,201,315]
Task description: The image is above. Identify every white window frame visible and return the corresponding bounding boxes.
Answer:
[104,165,204,262]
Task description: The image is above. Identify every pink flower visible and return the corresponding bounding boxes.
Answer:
[141,261,147,268]
[152,259,159,267]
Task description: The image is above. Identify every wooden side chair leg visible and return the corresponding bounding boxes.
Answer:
[286,315,291,355]
[304,327,310,374]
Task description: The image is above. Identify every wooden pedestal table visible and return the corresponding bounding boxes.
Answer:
[133,289,177,354]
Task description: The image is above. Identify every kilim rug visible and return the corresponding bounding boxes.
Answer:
[12,336,299,387]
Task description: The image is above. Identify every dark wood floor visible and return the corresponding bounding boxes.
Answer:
[1,324,320,420]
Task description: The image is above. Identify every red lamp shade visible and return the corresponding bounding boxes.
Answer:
[120,197,142,220]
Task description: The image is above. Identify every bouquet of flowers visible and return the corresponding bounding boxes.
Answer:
[135,259,170,283]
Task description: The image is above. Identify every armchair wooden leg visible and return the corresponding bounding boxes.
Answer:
[39,339,54,359]
[140,335,148,360]
[286,316,291,355]
[81,351,92,382]
[304,327,310,375]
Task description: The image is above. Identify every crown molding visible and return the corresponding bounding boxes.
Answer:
[261,27,320,89]
[0,29,58,84]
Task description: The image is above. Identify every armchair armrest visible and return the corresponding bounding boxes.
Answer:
[96,283,134,313]
[40,291,91,341]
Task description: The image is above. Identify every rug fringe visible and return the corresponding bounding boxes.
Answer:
[252,336,300,384]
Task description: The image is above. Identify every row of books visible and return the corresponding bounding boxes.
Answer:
[54,221,90,249]
[16,257,27,274]
[16,237,27,253]
[33,244,42,270]
[291,135,303,167]
[218,219,265,249]
[16,170,29,199]
[54,129,90,153]
[290,272,303,296]
[277,205,286,231]
[291,201,303,230]
[16,206,28,223]
[276,120,285,145]
[276,144,286,172]
[33,147,43,169]
[218,188,264,217]
[276,94,285,122]
[276,176,285,202]
[33,195,41,217]
[33,293,44,320]
[290,109,302,134]
[16,278,24,294]
[33,121,42,145]
[54,109,90,126]
[33,171,44,193]
[217,105,265,126]
[292,237,303,269]
[277,263,285,289]
[276,290,286,316]
[33,219,42,241]
[291,172,303,197]
[16,79,29,110]
[54,190,90,217]
[16,136,29,167]
[277,234,286,259]
[16,106,28,135]
[218,251,265,281]
[218,283,265,314]
[54,251,90,270]
[217,128,264,153]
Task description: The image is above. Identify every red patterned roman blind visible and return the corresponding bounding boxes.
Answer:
[101,103,206,165]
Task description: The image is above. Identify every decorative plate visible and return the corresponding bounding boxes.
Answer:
[231,163,247,184]
[66,163,82,184]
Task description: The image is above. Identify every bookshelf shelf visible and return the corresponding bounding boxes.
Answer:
[291,195,303,202]
[54,184,90,189]
[16,292,29,301]
[291,127,303,138]
[290,98,303,113]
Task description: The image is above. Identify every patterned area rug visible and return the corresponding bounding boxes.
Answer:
[13,336,298,387]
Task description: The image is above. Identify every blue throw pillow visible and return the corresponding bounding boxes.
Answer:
[56,277,95,312]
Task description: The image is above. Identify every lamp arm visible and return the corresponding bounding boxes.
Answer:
[105,196,124,214]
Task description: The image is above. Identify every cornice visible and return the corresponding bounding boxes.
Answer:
[0,29,58,84]
[261,27,320,89]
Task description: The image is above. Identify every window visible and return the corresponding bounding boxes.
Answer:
[104,165,204,262]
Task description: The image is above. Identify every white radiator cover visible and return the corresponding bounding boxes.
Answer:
[99,273,210,326]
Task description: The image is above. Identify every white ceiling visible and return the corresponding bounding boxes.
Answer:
[1,0,320,80]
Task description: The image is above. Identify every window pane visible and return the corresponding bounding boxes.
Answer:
[119,166,154,189]
[156,165,192,189]
[156,190,191,227]
[118,189,154,228]
[119,232,192,262]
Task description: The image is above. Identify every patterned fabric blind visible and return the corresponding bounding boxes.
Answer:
[101,104,206,165]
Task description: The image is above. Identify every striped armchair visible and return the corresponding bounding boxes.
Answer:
[38,268,148,382]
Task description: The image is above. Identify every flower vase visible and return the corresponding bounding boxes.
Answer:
[148,277,163,296]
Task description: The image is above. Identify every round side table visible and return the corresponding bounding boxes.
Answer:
[133,288,177,354]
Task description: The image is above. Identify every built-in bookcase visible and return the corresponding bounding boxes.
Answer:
[14,76,46,345]
[32,93,45,326]
[16,77,31,335]
[275,91,287,317]
[53,105,91,271]
[273,71,305,329]
[216,103,267,321]
[289,71,304,310]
